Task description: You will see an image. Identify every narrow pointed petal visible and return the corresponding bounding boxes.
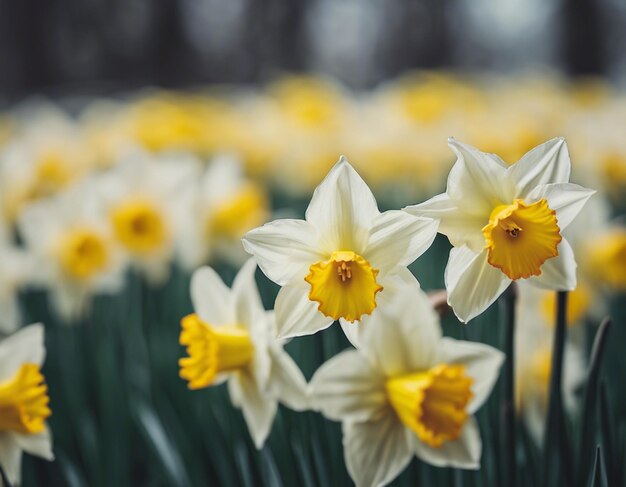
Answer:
[309,350,387,422]
[412,416,482,469]
[404,193,486,252]
[436,337,505,414]
[190,266,234,325]
[230,373,277,450]
[242,219,323,286]
[343,416,413,487]
[364,210,438,272]
[0,324,45,382]
[267,346,309,411]
[12,428,54,461]
[274,282,333,339]
[0,436,22,485]
[447,138,512,214]
[525,183,595,230]
[508,137,571,196]
[305,157,379,252]
[527,238,577,291]
[445,247,511,323]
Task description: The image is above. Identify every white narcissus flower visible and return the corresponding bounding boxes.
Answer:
[178,154,270,270]
[405,137,595,322]
[242,157,438,343]
[98,148,200,285]
[17,181,126,322]
[309,285,504,487]
[0,324,54,485]
[178,259,308,449]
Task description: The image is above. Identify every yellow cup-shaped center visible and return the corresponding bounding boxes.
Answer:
[386,364,473,448]
[178,314,254,390]
[111,199,168,253]
[209,184,269,240]
[0,364,51,434]
[305,250,383,323]
[57,228,109,280]
[482,198,561,280]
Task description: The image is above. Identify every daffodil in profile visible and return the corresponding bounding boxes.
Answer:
[309,285,503,487]
[242,157,438,342]
[178,259,308,448]
[0,323,54,485]
[405,137,595,322]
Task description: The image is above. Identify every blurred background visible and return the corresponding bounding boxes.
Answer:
[1,1,626,486]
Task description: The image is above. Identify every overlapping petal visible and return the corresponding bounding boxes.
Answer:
[0,324,45,382]
[525,183,596,230]
[190,266,235,325]
[274,282,334,339]
[528,238,577,291]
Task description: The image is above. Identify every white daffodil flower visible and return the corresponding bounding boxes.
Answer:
[309,286,504,487]
[98,148,200,285]
[405,137,595,322]
[178,154,270,270]
[18,181,125,322]
[0,324,54,485]
[178,259,308,449]
[242,157,438,343]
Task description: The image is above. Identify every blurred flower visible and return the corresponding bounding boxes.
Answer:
[179,259,308,448]
[0,324,53,485]
[242,157,438,343]
[406,138,595,322]
[18,181,125,322]
[586,227,626,292]
[309,286,503,486]
[178,154,270,270]
[98,149,199,285]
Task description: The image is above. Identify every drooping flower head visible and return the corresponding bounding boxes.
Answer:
[242,157,438,343]
[405,138,595,322]
[178,259,308,448]
[309,284,503,487]
[0,324,54,485]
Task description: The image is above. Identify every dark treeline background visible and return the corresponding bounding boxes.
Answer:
[0,0,624,103]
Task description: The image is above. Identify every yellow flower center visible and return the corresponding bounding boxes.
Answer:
[482,198,562,280]
[305,251,383,323]
[179,314,254,390]
[386,364,473,448]
[209,184,269,240]
[0,364,51,434]
[111,199,168,253]
[57,228,109,280]
[35,152,73,195]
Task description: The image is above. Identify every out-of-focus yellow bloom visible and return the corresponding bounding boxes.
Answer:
[586,228,626,291]
[111,198,169,254]
[540,283,592,325]
[209,183,268,240]
[56,227,110,281]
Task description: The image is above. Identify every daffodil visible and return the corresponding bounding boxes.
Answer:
[309,286,504,487]
[0,324,54,485]
[98,149,199,284]
[178,154,269,270]
[242,157,438,343]
[405,137,595,322]
[17,181,125,321]
[179,259,308,448]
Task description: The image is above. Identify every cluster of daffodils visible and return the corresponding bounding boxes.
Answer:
[178,139,594,486]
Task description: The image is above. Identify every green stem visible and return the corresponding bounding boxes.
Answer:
[500,282,517,487]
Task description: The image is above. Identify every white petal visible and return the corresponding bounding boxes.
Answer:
[436,337,504,414]
[274,282,334,339]
[190,266,234,326]
[0,324,45,382]
[527,238,577,291]
[232,258,265,331]
[309,350,387,422]
[404,193,486,253]
[525,183,595,230]
[242,219,323,285]
[0,434,21,485]
[267,346,309,411]
[445,247,511,323]
[508,137,571,196]
[12,427,54,461]
[229,372,277,450]
[447,138,512,214]
[359,284,442,377]
[343,415,413,487]
[305,156,379,252]
[412,416,481,469]
[364,211,438,273]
